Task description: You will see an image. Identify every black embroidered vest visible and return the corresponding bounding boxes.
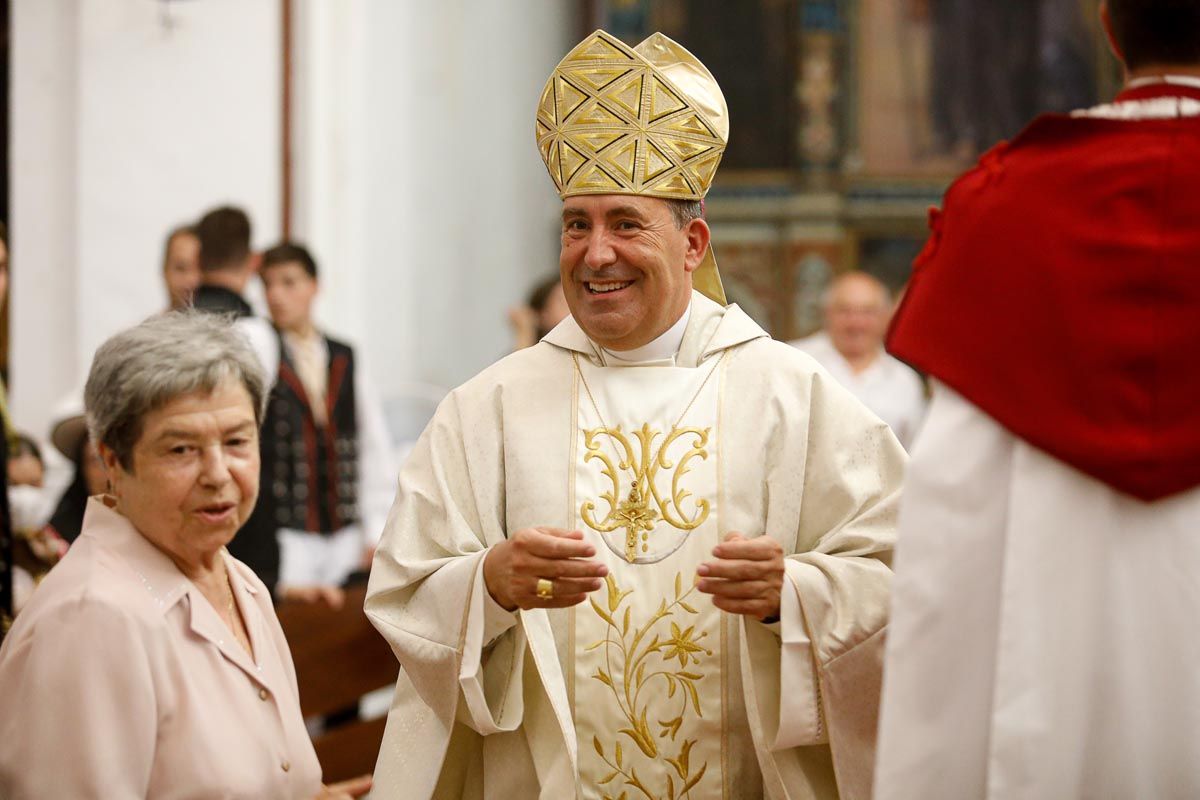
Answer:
[262,334,360,534]
[236,332,361,589]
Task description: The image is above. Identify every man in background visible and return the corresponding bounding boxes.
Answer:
[191,205,279,585]
[192,207,256,317]
[241,242,395,604]
[192,205,277,370]
[876,1,1200,796]
[791,271,926,448]
[161,224,200,311]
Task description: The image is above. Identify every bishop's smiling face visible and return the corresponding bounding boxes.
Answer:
[559,194,710,351]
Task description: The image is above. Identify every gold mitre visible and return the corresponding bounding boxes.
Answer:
[536,29,729,304]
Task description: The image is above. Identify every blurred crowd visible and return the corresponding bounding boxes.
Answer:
[5,208,922,624]
[2,205,399,622]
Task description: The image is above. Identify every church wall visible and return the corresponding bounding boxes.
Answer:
[585,0,1117,343]
[348,0,575,424]
[287,0,576,444]
[11,0,577,450]
[9,1,79,437]
[10,0,282,438]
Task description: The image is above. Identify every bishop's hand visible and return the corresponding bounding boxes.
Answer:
[483,527,609,611]
[695,532,784,621]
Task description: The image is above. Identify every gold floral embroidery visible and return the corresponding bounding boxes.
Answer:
[581,424,711,562]
[587,572,713,799]
[661,622,706,669]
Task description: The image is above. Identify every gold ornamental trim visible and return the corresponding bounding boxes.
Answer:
[581,423,712,563]
[586,572,715,798]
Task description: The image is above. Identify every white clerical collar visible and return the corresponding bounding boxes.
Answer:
[1128,74,1200,90]
[601,304,691,365]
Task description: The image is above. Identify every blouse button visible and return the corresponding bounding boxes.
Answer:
[259,688,269,701]
[281,760,291,772]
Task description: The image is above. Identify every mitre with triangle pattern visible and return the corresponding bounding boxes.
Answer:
[536,29,728,201]
[537,29,730,304]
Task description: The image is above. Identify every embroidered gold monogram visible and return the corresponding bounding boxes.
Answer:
[581,423,712,562]
[587,573,714,799]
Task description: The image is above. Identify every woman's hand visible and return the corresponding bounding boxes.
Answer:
[279,584,346,610]
[315,773,372,799]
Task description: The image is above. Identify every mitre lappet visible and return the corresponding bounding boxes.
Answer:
[535,29,729,304]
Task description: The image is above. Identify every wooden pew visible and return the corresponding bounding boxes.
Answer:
[276,583,398,783]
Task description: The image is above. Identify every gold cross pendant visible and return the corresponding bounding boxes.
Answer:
[616,482,658,562]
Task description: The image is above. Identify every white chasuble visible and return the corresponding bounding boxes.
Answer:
[572,356,751,799]
[365,292,905,800]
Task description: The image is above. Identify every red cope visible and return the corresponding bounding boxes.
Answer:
[888,83,1200,501]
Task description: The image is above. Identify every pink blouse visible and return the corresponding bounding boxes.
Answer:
[0,498,323,798]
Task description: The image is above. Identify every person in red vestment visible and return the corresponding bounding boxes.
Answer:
[876,2,1200,798]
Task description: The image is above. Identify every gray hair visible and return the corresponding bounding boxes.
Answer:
[85,311,268,470]
[666,199,703,229]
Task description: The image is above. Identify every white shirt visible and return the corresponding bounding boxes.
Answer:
[233,316,280,385]
[790,331,927,448]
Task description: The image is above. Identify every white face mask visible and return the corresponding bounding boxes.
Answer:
[8,484,51,531]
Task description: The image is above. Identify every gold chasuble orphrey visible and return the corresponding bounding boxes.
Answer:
[544,31,744,798]
[571,356,747,799]
[536,29,728,305]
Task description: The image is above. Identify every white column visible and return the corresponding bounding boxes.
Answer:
[10,0,81,435]
[290,0,371,349]
[291,0,577,406]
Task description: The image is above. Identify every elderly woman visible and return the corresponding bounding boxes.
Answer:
[0,313,370,800]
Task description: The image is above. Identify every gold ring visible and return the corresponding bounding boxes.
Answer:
[536,578,554,600]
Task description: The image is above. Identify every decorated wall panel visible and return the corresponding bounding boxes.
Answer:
[585,0,1120,338]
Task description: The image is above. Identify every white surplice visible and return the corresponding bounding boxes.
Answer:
[366,292,907,799]
[875,382,1200,799]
